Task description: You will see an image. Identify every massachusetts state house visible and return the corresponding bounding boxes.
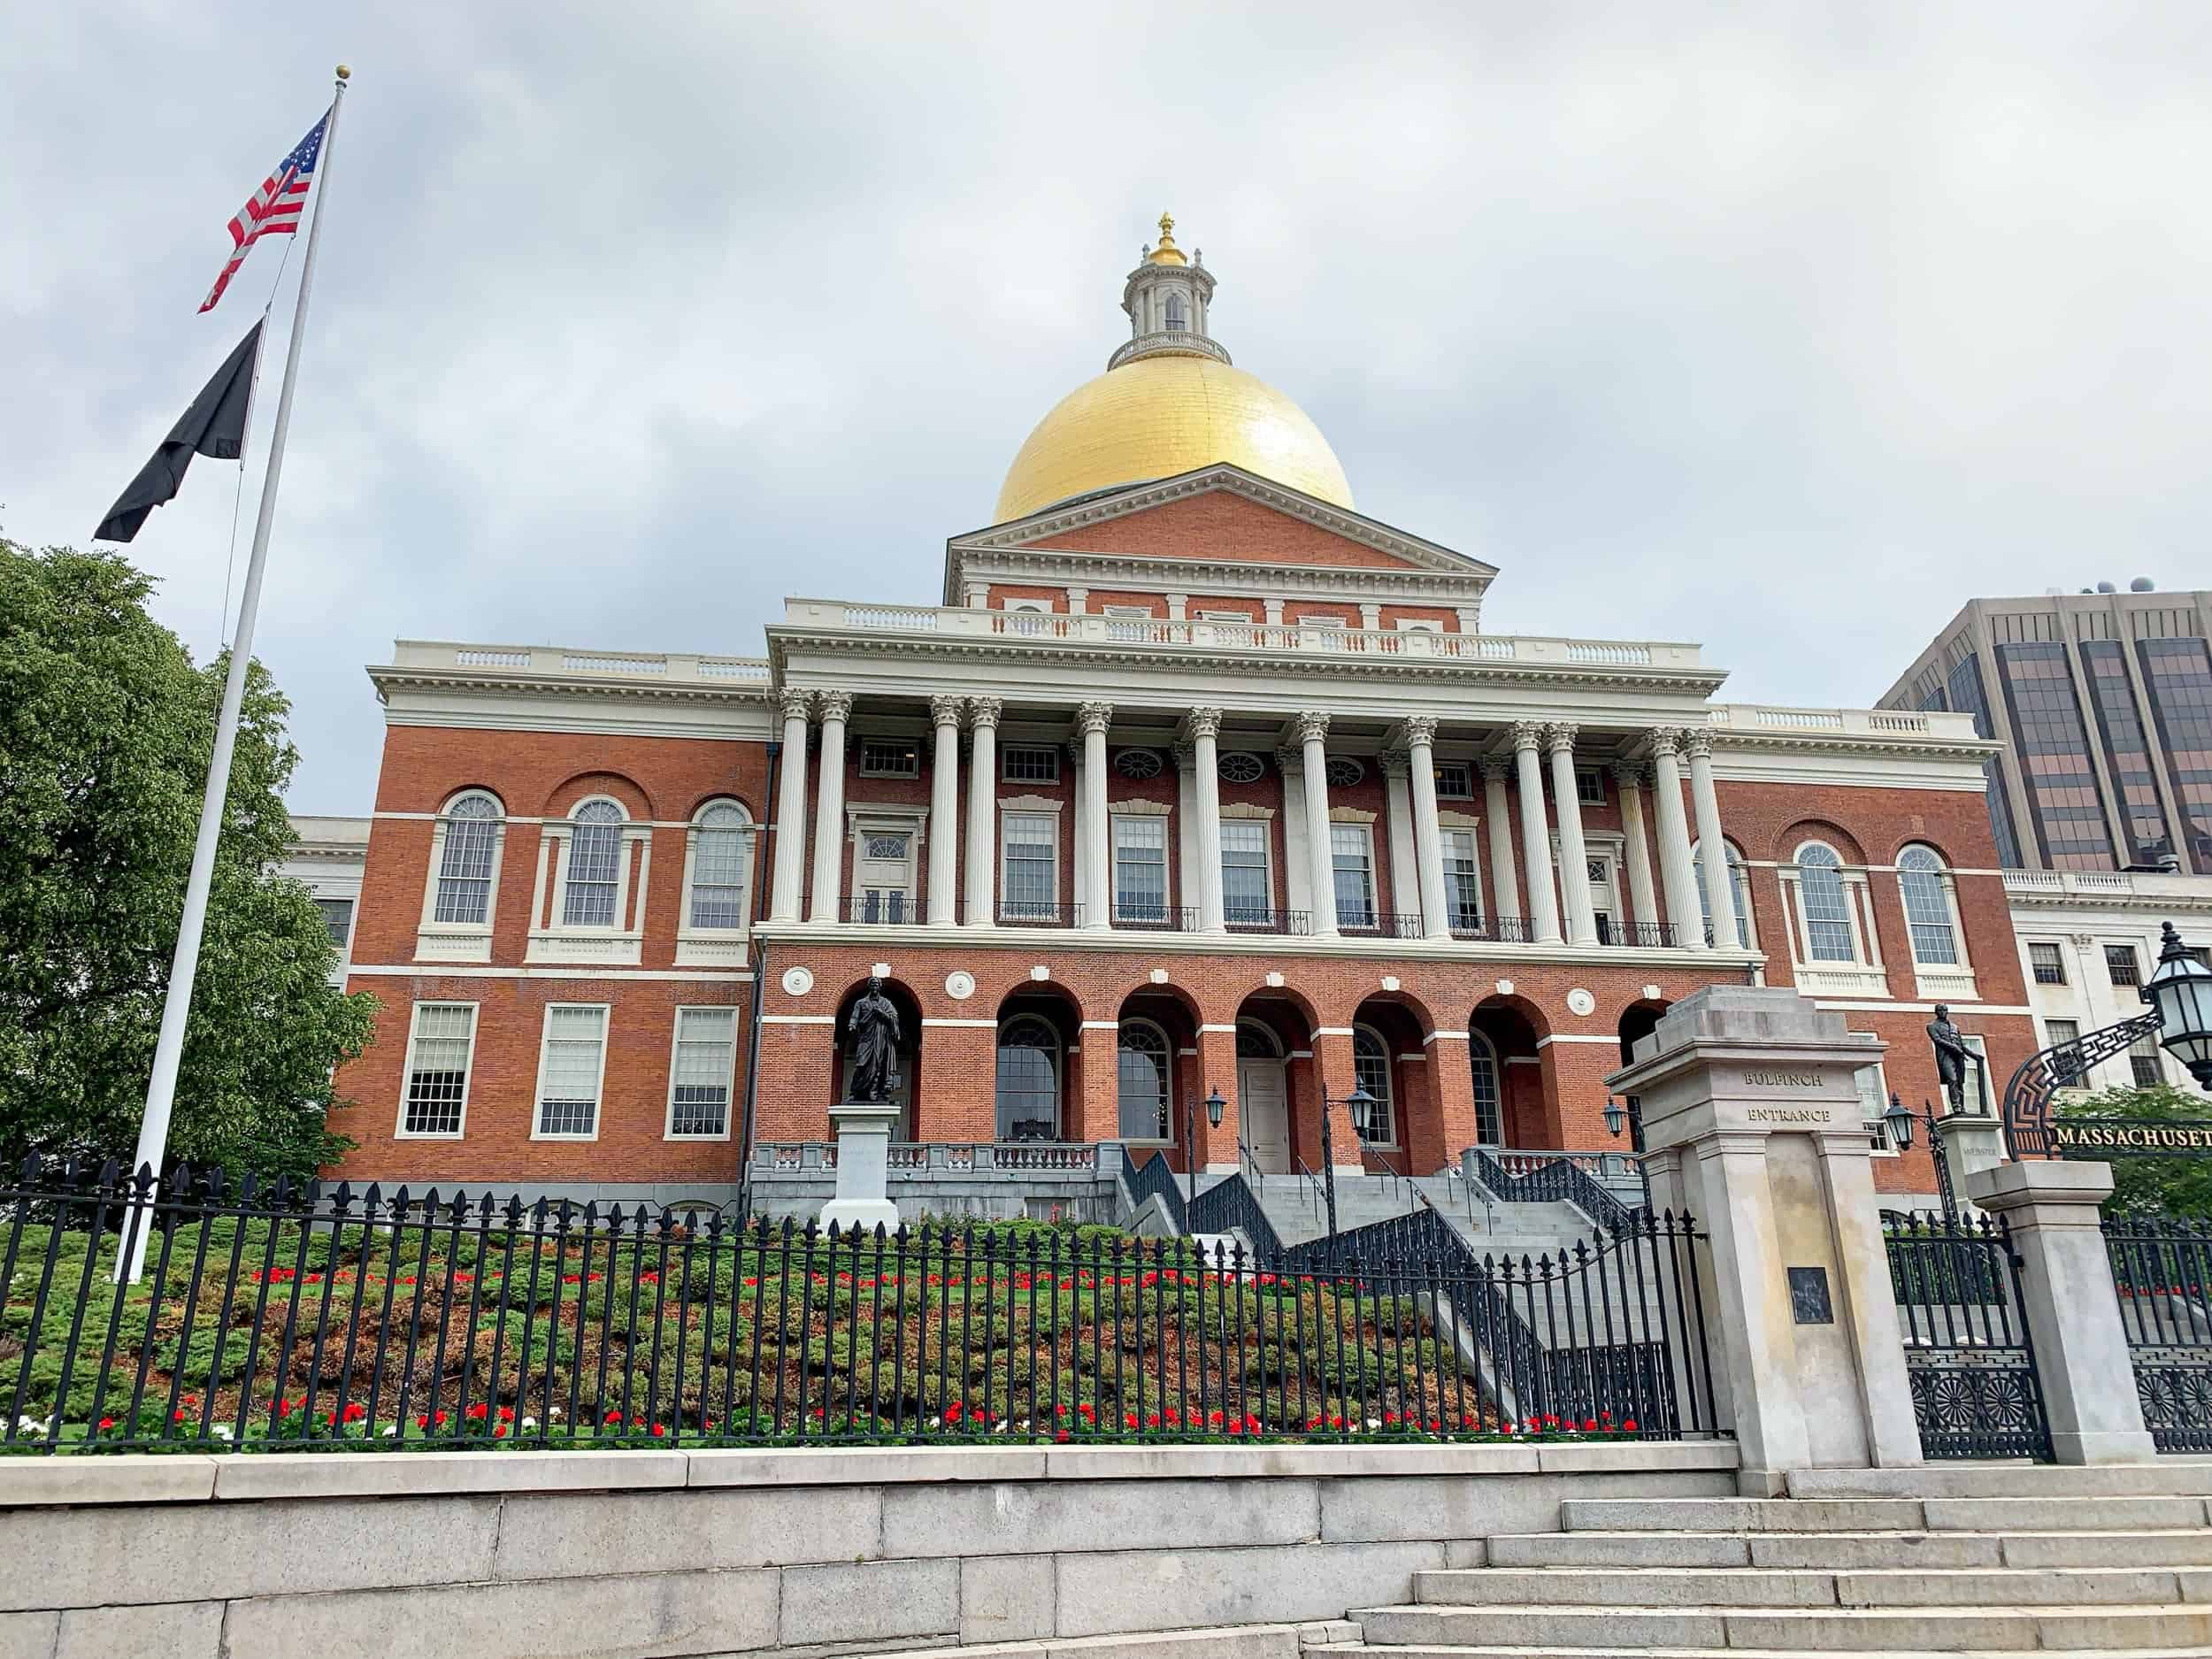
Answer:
[332,217,2030,1211]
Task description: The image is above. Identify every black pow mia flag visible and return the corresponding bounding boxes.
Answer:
[94,321,263,543]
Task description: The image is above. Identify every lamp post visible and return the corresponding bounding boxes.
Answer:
[1318,1083,1376,1243]
[1880,1093,1958,1224]
[1182,1087,1225,1209]
[2146,921,2212,1088]
[1601,1094,1653,1208]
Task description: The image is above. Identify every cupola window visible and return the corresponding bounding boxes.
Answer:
[1163,293,1187,332]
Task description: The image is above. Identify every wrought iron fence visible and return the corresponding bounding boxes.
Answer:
[1224,909,1310,934]
[0,1157,1701,1455]
[1469,1148,1640,1233]
[1120,1149,1188,1234]
[2103,1211,2212,1453]
[1885,1212,2051,1461]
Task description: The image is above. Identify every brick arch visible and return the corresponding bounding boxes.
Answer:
[1227,980,1323,1038]
[542,770,654,821]
[1886,832,1962,867]
[1472,993,1553,1149]
[437,783,508,815]
[1773,817,1869,866]
[674,787,762,823]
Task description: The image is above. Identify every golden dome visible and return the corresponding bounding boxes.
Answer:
[995,354,1355,522]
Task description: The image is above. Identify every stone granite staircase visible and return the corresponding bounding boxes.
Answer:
[1222,1171,1592,1256]
[1318,1467,2212,1657]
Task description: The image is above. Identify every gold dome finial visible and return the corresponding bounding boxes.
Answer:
[1148,210,1187,265]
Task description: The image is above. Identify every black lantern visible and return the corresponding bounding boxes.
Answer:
[1343,1083,1376,1139]
[1883,1092,1916,1151]
[1204,1087,1226,1129]
[1602,1096,1628,1139]
[2146,922,2212,1089]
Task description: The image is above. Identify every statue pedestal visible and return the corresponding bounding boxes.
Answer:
[1937,1110,2005,1210]
[818,1100,901,1233]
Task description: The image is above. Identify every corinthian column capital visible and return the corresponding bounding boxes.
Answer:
[776,687,813,723]
[1544,722,1580,757]
[1075,701,1115,738]
[1378,749,1411,781]
[1398,714,1438,749]
[966,695,1004,730]
[1292,710,1331,745]
[1509,720,1546,754]
[1181,706,1224,741]
[815,690,854,724]
[1612,758,1646,788]
[1479,753,1513,782]
[1649,726,1685,757]
[1682,727,1716,760]
[928,695,965,728]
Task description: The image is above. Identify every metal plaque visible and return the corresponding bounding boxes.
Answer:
[1787,1265,1833,1325]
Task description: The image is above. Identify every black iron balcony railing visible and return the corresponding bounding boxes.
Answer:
[839,893,923,925]
[1452,915,1532,943]
[993,899,1084,927]
[1335,910,1425,938]
[1224,907,1310,934]
[1112,904,1199,933]
[1599,920,1679,949]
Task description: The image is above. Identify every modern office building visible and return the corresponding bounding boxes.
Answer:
[1878,588,2212,875]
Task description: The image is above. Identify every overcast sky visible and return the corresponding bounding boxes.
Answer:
[7,4,2208,813]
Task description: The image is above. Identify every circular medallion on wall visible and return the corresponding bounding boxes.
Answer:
[781,966,815,997]
[1217,751,1265,785]
[1324,756,1365,788]
[1566,987,1597,1017]
[1114,748,1164,780]
[945,971,976,1002]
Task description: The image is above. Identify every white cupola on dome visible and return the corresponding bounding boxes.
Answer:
[1110,212,1226,370]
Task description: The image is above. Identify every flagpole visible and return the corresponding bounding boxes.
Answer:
[120,65,351,1283]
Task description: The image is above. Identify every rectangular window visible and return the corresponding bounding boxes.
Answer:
[2130,1032,2164,1089]
[315,897,354,949]
[668,1008,736,1138]
[2028,942,2067,985]
[1220,820,1271,923]
[1576,766,1605,806]
[2107,944,2142,987]
[401,1003,475,1137]
[534,1005,608,1138]
[1112,816,1168,922]
[1443,829,1482,930]
[562,825,623,927]
[859,739,920,777]
[1330,824,1375,927]
[1001,744,1060,783]
[1002,812,1058,918]
[1434,761,1473,800]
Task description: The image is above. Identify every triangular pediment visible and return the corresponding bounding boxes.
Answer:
[945,465,1495,600]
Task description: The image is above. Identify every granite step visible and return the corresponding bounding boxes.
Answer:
[1344,1602,2212,1650]
[1487,1526,2212,1570]
[1559,1494,2212,1532]
[1410,1563,2206,1608]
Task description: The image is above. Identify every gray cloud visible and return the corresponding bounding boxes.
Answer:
[6,2,2208,810]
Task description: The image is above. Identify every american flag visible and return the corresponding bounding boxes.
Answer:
[199,110,329,314]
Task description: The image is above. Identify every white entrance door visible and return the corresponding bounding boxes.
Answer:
[856,831,913,923]
[1238,1057,1290,1173]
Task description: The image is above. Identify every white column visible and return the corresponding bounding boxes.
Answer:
[770,687,811,922]
[1615,760,1659,934]
[964,697,1001,926]
[926,695,962,926]
[1279,746,1313,919]
[1295,711,1337,936]
[1480,756,1518,933]
[1187,708,1225,933]
[1381,751,1420,931]
[1402,717,1449,939]
[1078,701,1112,929]
[808,690,851,922]
[1650,728,1705,951]
[1548,723,1597,946]
[1686,728,1740,950]
[1511,722,1562,945]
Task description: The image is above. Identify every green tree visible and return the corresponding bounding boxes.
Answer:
[0,538,376,1180]
[2056,1081,2212,1217]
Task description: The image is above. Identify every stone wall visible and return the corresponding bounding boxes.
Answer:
[0,1440,1735,1659]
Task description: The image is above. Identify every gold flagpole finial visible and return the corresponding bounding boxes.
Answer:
[335,64,351,81]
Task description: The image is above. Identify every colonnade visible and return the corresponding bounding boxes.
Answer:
[766,689,1742,950]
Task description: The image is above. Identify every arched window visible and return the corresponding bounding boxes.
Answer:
[432,792,503,924]
[995,1015,1060,1141]
[685,800,752,930]
[1352,1025,1395,1146]
[1116,1020,1171,1142]
[1163,292,1187,331]
[1794,841,1855,962]
[1693,840,1754,949]
[562,799,626,927]
[1468,1032,1503,1147]
[1898,844,1960,965]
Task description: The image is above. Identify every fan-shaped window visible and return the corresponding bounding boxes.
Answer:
[1794,842,1855,962]
[1114,749,1164,780]
[1898,845,1960,965]
[1693,840,1753,949]
[1163,292,1187,332]
[433,792,503,925]
[995,1015,1061,1141]
[1117,1020,1171,1141]
[1217,752,1264,785]
[1235,1022,1280,1059]
[1324,756,1365,788]
[1353,1025,1395,1145]
[687,801,752,930]
[1469,1032,1503,1146]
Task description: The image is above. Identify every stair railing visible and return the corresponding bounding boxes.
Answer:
[1468,1147,1639,1233]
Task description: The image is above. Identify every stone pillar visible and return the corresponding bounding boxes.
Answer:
[1548,723,1597,945]
[1650,728,1705,950]
[1312,1027,1363,1171]
[1195,1025,1240,1171]
[770,687,811,922]
[1938,1109,2006,1202]
[1615,760,1658,934]
[926,695,963,926]
[1187,707,1225,933]
[1078,702,1112,930]
[1380,751,1419,932]
[1511,723,1563,945]
[808,690,852,922]
[1279,746,1313,920]
[1296,711,1337,937]
[1686,729,1740,950]
[1480,756,1519,933]
[1608,986,1924,1491]
[963,697,1000,926]
[818,1101,900,1233]
[1403,717,1451,939]
[1965,1161,2157,1464]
